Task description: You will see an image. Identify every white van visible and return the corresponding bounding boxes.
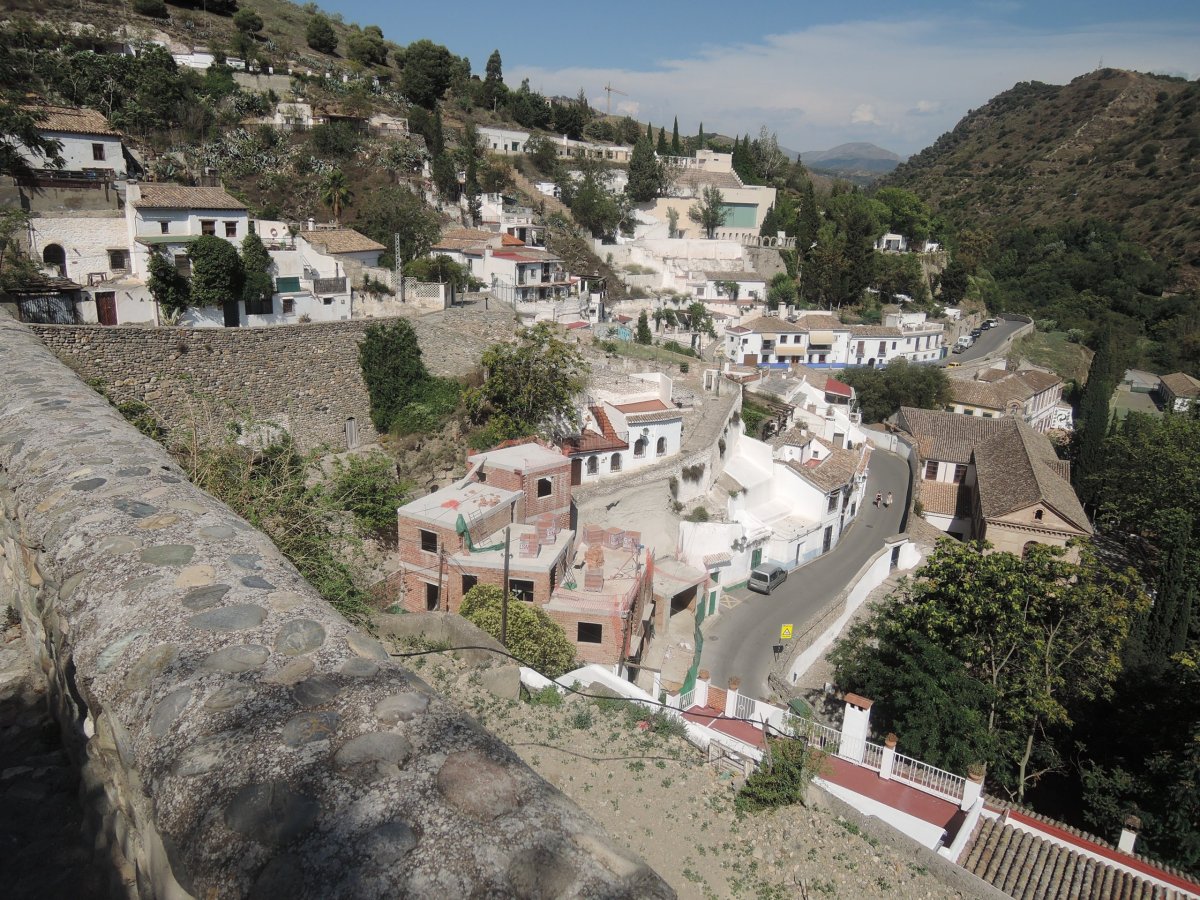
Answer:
[955,335,974,350]
[748,563,788,595]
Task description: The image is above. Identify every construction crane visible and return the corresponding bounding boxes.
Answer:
[603,83,627,117]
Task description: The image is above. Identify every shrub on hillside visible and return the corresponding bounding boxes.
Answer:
[459,584,576,677]
[132,0,169,18]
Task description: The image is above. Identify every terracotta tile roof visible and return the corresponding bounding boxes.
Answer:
[301,228,385,254]
[702,270,764,282]
[624,408,684,424]
[1015,369,1062,393]
[133,184,245,210]
[500,233,526,246]
[785,446,862,493]
[950,370,1063,411]
[560,430,627,454]
[431,228,496,252]
[977,367,1012,382]
[24,104,118,136]
[739,314,847,335]
[919,480,971,518]
[703,552,731,567]
[960,816,1194,900]
[1159,371,1200,399]
[848,324,903,337]
[824,377,853,398]
[973,421,1091,534]
[614,399,669,413]
[898,407,1011,463]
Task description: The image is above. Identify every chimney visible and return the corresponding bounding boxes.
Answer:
[307,218,315,232]
[1118,815,1141,854]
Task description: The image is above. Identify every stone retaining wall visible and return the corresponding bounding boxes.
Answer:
[0,312,671,899]
[30,307,519,451]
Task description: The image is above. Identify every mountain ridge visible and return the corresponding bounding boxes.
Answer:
[884,68,1200,287]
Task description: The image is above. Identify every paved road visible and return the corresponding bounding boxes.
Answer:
[700,449,910,700]
[940,319,1024,365]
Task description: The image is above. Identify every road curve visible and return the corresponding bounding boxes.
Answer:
[699,449,910,701]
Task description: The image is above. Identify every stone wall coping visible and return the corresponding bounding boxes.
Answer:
[0,312,671,898]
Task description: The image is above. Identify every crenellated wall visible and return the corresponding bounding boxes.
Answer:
[30,307,518,451]
[0,312,672,899]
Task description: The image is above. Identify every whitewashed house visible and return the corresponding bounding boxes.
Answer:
[875,232,908,252]
[478,126,530,155]
[724,314,852,368]
[560,374,687,485]
[18,105,126,177]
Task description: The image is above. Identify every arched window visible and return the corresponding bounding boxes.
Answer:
[1034,508,1044,521]
[633,437,647,458]
[42,244,66,277]
[610,453,622,472]
[1022,541,1039,558]
[656,436,667,456]
[537,477,552,498]
[586,456,599,475]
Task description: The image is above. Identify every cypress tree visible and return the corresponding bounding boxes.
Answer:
[646,121,653,143]
[696,122,704,155]
[656,127,668,155]
[671,117,681,154]
[1075,329,1117,503]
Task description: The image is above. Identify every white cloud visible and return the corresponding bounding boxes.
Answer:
[509,17,1200,154]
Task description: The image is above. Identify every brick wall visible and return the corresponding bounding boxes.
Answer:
[548,609,628,666]
[31,307,518,450]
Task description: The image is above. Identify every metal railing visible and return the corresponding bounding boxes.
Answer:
[891,752,967,802]
[861,740,884,771]
[312,276,347,294]
[734,692,757,721]
[785,714,842,754]
[678,688,696,712]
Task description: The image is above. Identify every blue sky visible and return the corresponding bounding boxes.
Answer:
[320,0,1200,155]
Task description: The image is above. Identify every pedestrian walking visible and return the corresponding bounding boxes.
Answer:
[885,491,894,508]
[874,491,882,508]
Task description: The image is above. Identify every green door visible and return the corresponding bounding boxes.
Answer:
[709,591,718,615]
[751,547,763,568]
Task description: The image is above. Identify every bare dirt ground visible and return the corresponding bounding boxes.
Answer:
[394,642,975,900]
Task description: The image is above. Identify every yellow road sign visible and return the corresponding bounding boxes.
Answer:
[780,624,793,640]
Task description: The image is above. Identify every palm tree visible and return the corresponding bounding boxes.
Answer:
[320,169,354,223]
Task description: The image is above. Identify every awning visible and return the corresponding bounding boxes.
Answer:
[808,330,835,346]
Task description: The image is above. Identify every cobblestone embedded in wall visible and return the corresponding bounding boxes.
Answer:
[0,311,671,899]
[31,308,519,450]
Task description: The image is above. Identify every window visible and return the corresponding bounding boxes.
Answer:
[827,493,838,513]
[323,297,334,306]
[92,143,106,161]
[1034,509,1044,521]
[633,437,647,458]
[245,297,271,316]
[510,579,535,602]
[610,453,622,472]
[818,354,827,364]
[174,254,191,276]
[964,409,974,416]
[779,334,787,344]
[924,460,938,480]
[224,221,237,238]
[425,582,440,610]
[656,437,667,457]
[857,340,865,355]
[577,622,603,643]
[586,456,599,475]
[878,341,886,355]
[461,574,477,594]
[159,221,169,235]
[537,477,552,498]
[282,298,295,315]
[419,529,438,553]
[200,220,216,236]
[952,464,968,484]
[108,249,129,271]
[891,341,897,350]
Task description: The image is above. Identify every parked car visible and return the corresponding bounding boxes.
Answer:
[952,344,967,354]
[980,320,993,330]
[970,328,983,338]
[946,361,962,367]
[748,563,788,595]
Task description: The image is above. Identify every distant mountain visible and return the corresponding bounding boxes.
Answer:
[799,143,905,175]
[884,68,1200,288]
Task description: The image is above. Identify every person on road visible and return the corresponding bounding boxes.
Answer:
[874,491,882,508]
[885,491,894,508]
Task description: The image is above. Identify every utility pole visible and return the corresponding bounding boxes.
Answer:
[500,526,511,647]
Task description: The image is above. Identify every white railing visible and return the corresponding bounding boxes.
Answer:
[891,752,967,803]
[785,714,843,754]
[734,692,756,721]
[678,688,696,712]
[861,740,885,771]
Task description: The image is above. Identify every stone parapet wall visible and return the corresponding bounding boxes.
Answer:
[31,307,519,451]
[0,312,671,899]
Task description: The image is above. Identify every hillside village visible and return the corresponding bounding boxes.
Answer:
[1,2,1199,898]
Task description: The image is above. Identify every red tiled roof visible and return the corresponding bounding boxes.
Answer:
[824,377,853,398]
[500,233,525,246]
[565,321,590,329]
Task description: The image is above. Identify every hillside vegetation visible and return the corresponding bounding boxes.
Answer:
[887,68,1200,289]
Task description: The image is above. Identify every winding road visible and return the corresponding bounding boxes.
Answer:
[939,318,1025,365]
[699,449,910,701]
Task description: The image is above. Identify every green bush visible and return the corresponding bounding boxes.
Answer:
[310,121,361,158]
[459,584,577,677]
[685,506,709,522]
[736,737,825,812]
[132,0,168,17]
[527,684,563,707]
[327,452,411,538]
